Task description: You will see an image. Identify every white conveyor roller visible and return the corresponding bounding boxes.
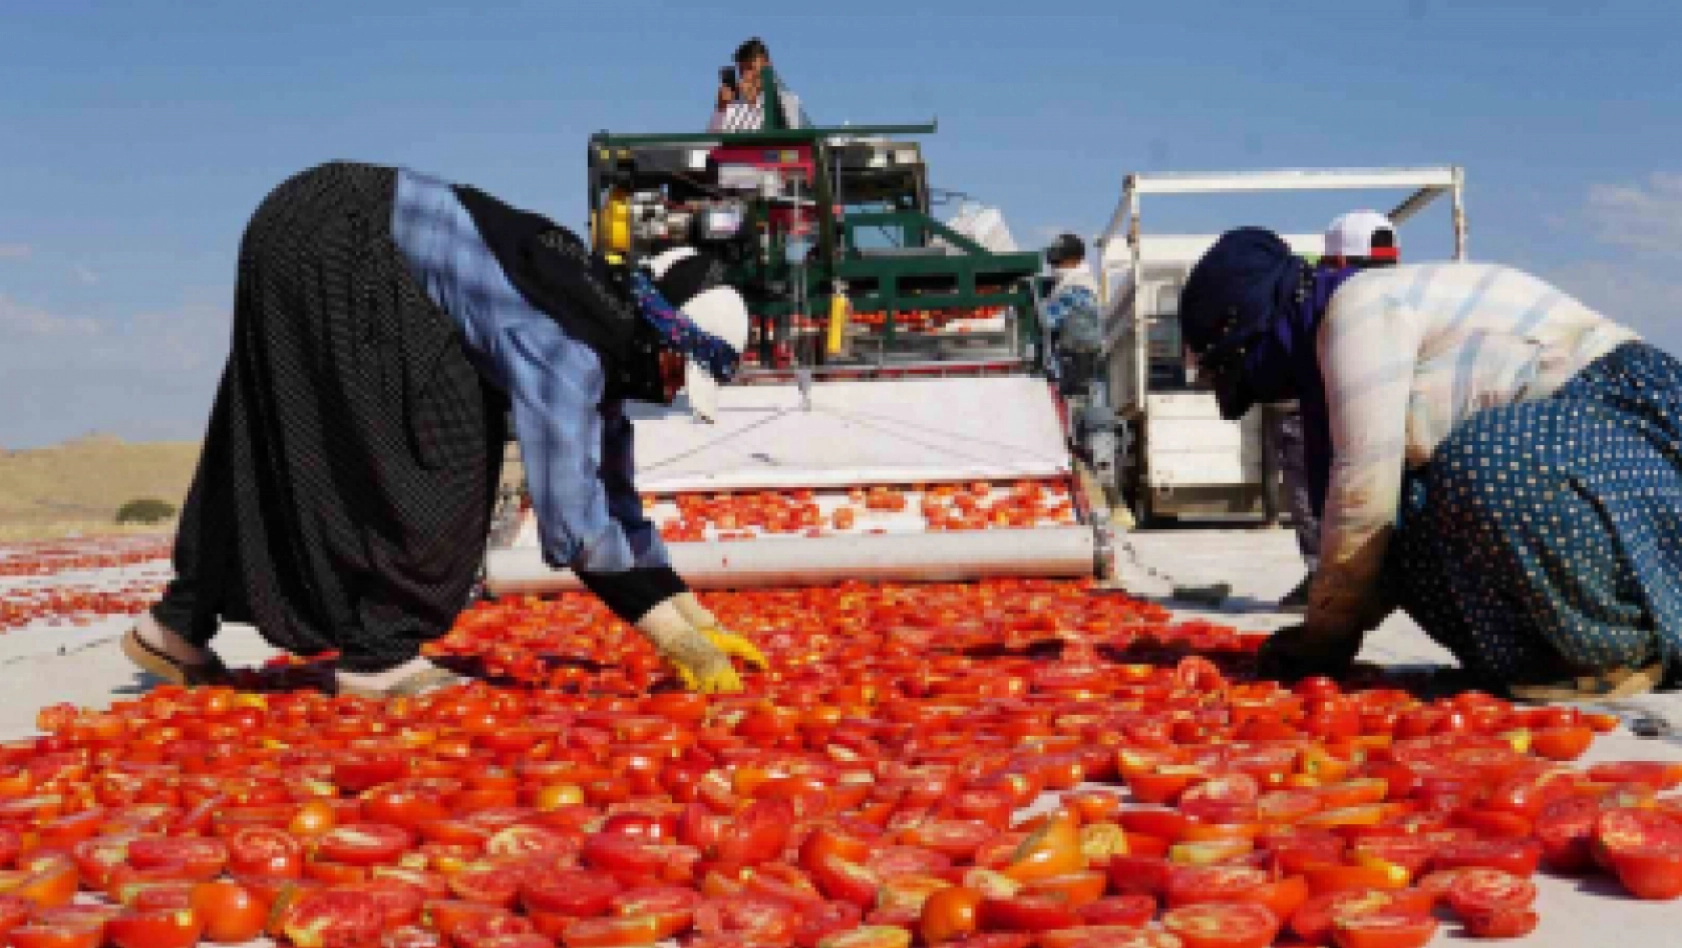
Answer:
[484,526,1099,595]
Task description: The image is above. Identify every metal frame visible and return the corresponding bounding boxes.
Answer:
[1095,165,1467,413]
[1089,165,1467,522]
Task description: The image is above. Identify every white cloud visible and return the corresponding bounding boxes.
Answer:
[1583,173,1682,259]
[0,294,229,447]
[73,264,101,285]
[0,244,31,260]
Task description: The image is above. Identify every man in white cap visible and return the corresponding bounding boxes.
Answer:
[1272,211,1399,611]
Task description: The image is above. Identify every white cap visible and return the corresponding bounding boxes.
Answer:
[646,248,749,423]
[1324,210,1399,262]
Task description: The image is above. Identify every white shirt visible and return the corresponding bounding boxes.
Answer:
[1310,262,1638,631]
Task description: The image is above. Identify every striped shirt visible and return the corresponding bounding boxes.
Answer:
[390,168,669,575]
[1311,262,1639,629]
[708,82,809,132]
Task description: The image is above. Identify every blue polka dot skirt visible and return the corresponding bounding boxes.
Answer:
[1388,342,1682,683]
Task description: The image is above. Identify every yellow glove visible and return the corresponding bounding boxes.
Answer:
[635,600,742,694]
[674,592,769,671]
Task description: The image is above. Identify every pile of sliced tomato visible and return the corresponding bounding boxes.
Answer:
[0,537,169,634]
[650,481,1076,544]
[0,538,170,579]
[0,578,1679,947]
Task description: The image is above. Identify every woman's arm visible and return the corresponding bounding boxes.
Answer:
[1308,283,1428,635]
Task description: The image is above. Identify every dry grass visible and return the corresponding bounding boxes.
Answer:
[0,435,199,539]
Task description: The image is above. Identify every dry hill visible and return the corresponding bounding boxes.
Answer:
[0,435,200,537]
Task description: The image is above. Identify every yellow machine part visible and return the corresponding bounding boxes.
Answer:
[595,188,632,255]
[826,293,851,355]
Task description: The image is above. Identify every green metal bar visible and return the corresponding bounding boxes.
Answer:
[845,211,988,255]
[589,123,938,147]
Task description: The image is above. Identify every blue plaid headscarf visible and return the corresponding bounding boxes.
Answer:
[627,271,741,384]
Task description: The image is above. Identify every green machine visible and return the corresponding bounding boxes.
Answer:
[586,69,1047,372]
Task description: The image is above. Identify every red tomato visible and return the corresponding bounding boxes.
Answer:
[1461,905,1540,938]
[127,836,228,879]
[1445,867,1536,917]
[1037,930,1185,948]
[1161,902,1281,948]
[104,908,204,948]
[189,880,267,944]
[280,889,383,948]
[1078,893,1157,927]
[7,924,105,948]
[692,896,801,944]
[1431,838,1542,877]
[226,827,303,878]
[978,893,1080,932]
[1331,911,1438,948]
[1608,848,1682,901]
[918,885,982,944]
[316,823,414,866]
[521,869,621,917]
[1535,795,1603,873]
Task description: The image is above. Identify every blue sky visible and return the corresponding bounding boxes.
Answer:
[2,0,1678,446]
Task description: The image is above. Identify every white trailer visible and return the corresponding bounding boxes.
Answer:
[1091,166,1467,524]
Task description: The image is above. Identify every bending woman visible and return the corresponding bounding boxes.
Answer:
[1180,228,1679,701]
[123,162,766,698]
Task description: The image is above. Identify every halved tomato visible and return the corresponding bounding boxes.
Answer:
[521,869,621,917]
[316,823,414,867]
[105,908,204,948]
[1331,911,1438,948]
[1161,902,1280,948]
[1444,868,1536,917]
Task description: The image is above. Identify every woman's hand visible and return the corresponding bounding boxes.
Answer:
[636,600,743,694]
[1255,623,1362,683]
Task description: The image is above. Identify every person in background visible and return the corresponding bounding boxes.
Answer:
[710,37,810,132]
[1272,211,1400,611]
[1181,227,1679,702]
[122,162,767,699]
[1041,234,1103,403]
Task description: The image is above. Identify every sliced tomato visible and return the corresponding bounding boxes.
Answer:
[977,893,1080,932]
[1331,911,1438,948]
[1430,838,1542,877]
[281,889,383,948]
[560,914,664,947]
[520,868,620,917]
[1608,847,1682,901]
[1161,902,1280,948]
[692,896,801,944]
[1445,868,1537,917]
[814,925,913,948]
[1106,855,1170,896]
[226,827,303,879]
[1078,893,1157,927]
[1179,773,1260,824]
[1535,795,1603,873]
[1165,865,1268,908]
[446,860,526,908]
[316,823,414,867]
[1037,927,1184,948]
[1289,889,1435,944]
[1460,905,1540,938]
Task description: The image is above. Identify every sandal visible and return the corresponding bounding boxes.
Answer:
[120,626,230,686]
[1507,661,1665,705]
[336,665,466,700]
